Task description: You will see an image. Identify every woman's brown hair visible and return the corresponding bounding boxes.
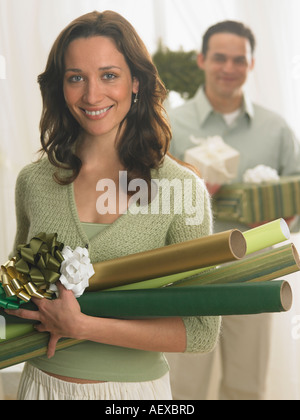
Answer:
[38,10,171,186]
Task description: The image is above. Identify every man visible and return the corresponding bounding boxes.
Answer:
[166,21,300,400]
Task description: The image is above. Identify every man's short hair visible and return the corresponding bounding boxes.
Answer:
[202,20,256,56]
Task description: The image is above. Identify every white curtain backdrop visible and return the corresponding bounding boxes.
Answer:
[1,0,300,400]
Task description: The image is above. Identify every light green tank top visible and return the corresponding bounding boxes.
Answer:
[29,222,169,382]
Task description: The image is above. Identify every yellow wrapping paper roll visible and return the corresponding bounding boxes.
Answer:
[243,218,290,255]
[88,229,246,291]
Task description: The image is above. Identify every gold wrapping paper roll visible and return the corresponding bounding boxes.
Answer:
[88,229,246,291]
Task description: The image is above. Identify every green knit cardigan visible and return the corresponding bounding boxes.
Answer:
[12,155,220,353]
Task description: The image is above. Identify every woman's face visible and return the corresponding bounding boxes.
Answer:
[63,36,139,141]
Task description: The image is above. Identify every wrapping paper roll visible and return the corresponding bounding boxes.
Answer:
[0,331,83,370]
[2,322,35,341]
[88,229,246,291]
[243,218,290,255]
[79,280,292,318]
[174,244,300,287]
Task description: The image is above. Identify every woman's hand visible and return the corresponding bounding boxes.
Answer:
[5,284,188,356]
[5,282,83,358]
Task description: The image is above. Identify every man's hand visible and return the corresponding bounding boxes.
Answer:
[206,183,222,195]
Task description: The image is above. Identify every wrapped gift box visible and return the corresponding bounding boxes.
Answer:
[213,176,300,224]
[184,136,240,185]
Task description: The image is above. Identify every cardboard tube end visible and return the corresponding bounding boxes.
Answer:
[292,244,300,269]
[280,218,291,240]
[281,281,293,312]
[230,230,247,259]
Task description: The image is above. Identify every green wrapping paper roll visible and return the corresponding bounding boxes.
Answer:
[1,311,37,341]
[4,280,291,318]
[3,322,35,341]
[0,331,83,370]
[78,281,292,318]
[174,243,300,287]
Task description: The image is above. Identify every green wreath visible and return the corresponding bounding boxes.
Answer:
[152,41,205,99]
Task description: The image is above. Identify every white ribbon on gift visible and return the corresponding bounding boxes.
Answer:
[189,135,237,181]
[243,165,280,184]
[49,246,95,298]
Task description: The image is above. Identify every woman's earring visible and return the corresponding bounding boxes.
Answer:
[134,92,139,103]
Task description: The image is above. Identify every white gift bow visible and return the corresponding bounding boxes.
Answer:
[243,165,280,184]
[49,246,95,298]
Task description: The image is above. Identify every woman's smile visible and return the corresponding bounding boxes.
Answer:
[81,105,114,119]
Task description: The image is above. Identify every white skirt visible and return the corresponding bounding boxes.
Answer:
[17,363,173,400]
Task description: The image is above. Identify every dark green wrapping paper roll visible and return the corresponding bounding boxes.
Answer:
[77,280,292,318]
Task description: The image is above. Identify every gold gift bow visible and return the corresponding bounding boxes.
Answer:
[1,230,246,304]
[0,233,64,303]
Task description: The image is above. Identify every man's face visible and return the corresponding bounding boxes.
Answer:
[198,32,255,100]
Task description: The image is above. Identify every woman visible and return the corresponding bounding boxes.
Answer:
[6,10,220,400]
